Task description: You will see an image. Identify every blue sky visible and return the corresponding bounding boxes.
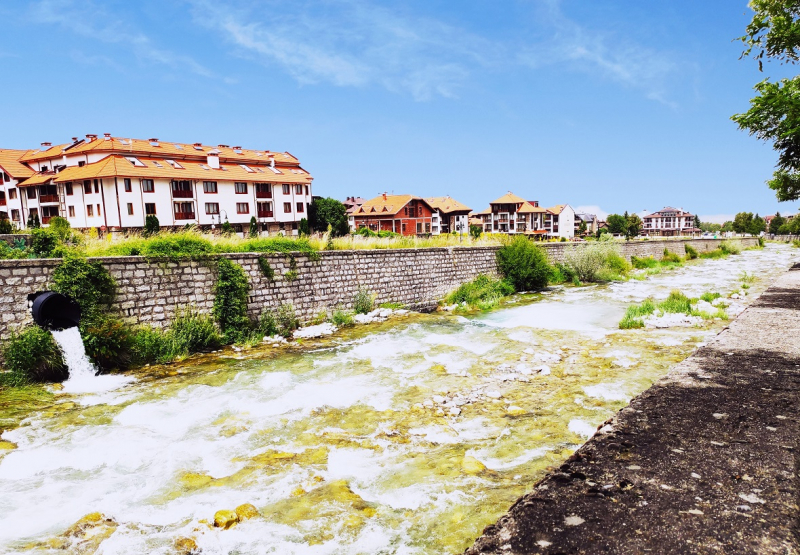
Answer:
[0,0,797,222]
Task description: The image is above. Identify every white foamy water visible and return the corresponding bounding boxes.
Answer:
[51,327,133,394]
[0,244,795,554]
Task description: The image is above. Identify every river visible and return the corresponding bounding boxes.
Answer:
[0,244,796,554]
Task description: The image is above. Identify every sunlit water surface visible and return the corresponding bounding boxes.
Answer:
[1,245,796,554]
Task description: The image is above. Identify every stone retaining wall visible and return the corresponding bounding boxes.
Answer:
[0,238,758,339]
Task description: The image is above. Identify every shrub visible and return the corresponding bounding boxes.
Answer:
[48,217,71,240]
[719,240,741,255]
[31,228,60,257]
[236,237,317,256]
[684,244,698,260]
[548,262,579,285]
[140,233,214,260]
[631,255,658,269]
[27,213,41,229]
[130,326,178,365]
[445,275,515,309]
[220,221,234,236]
[793,239,800,248]
[470,225,482,239]
[213,258,251,344]
[81,317,132,371]
[606,252,631,274]
[353,287,375,314]
[51,254,117,319]
[275,304,299,337]
[331,308,354,327]
[171,308,221,353]
[2,326,67,383]
[0,217,12,234]
[660,290,692,314]
[299,218,311,236]
[699,248,726,259]
[563,242,625,283]
[144,215,160,236]
[496,236,551,291]
[249,216,258,238]
[258,256,275,280]
[661,248,683,264]
[757,236,765,247]
[257,311,279,337]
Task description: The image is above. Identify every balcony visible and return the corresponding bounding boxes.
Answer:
[0,198,5,206]
[256,190,272,199]
[258,210,274,218]
[174,212,196,220]
[39,194,59,204]
[172,190,193,198]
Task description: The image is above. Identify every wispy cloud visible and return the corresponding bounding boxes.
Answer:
[699,214,734,224]
[29,0,215,78]
[186,0,496,101]
[517,0,683,109]
[574,205,609,220]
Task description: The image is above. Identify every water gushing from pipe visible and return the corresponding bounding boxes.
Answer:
[51,327,132,394]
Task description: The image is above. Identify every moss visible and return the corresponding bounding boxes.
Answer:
[213,258,252,344]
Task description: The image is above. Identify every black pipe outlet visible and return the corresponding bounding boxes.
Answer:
[28,291,81,330]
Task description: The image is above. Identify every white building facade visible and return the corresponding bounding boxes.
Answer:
[641,207,696,236]
[477,192,575,239]
[0,135,314,234]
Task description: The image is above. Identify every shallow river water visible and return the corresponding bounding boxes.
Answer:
[0,245,797,554]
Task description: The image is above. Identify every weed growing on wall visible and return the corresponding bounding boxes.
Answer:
[684,244,698,260]
[51,254,117,320]
[496,236,551,290]
[1,326,68,384]
[130,308,221,365]
[257,256,275,280]
[563,241,628,283]
[275,304,299,337]
[661,248,683,264]
[284,254,299,281]
[445,275,515,310]
[82,317,133,371]
[213,258,252,344]
[330,308,354,327]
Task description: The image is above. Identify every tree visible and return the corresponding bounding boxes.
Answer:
[249,216,258,238]
[0,214,12,234]
[220,220,234,235]
[298,218,310,236]
[721,221,735,232]
[27,212,40,229]
[144,215,160,236]
[733,212,755,234]
[700,222,722,233]
[309,197,349,236]
[596,227,609,239]
[733,1,800,201]
[606,214,627,235]
[694,215,701,228]
[626,213,643,239]
[750,213,766,235]
[578,221,587,235]
[769,212,785,233]
[469,224,482,239]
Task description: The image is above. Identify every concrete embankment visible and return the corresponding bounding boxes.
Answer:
[467,264,800,554]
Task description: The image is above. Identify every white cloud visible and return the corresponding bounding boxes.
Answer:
[699,214,734,224]
[574,205,609,220]
[29,0,215,78]
[186,0,496,101]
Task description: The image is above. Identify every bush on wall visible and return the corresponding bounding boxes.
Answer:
[213,258,252,343]
[2,326,68,384]
[496,236,551,291]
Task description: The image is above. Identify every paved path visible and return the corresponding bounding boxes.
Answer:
[467,264,800,555]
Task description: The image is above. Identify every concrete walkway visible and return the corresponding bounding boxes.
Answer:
[467,264,800,555]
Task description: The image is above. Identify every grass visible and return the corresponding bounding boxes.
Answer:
[700,291,722,303]
[618,290,726,329]
[563,242,629,283]
[378,302,405,309]
[793,239,800,248]
[445,274,515,310]
[684,244,698,260]
[330,308,355,327]
[353,287,375,314]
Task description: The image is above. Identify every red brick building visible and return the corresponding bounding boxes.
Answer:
[351,194,435,235]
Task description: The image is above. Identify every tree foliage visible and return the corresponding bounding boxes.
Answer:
[626,213,643,239]
[734,1,800,201]
[496,236,551,291]
[309,197,349,236]
[606,214,627,234]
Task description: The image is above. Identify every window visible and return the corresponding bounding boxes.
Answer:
[283,202,291,213]
[65,183,73,196]
[235,182,247,194]
[404,206,408,216]
[26,187,37,199]
[11,209,19,221]
[142,179,154,193]
[78,161,85,167]
[239,164,255,173]
[68,206,75,218]
[127,203,134,215]
[296,202,304,213]
[124,178,131,192]
[236,202,249,214]
[94,180,99,193]
[97,204,101,216]
[203,181,218,193]
[125,156,145,167]
[87,205,94,217]
[2,172,8,183]
[145,203,156,215]
[165,159,183,169]
[84,180,91,194]
[425,223,431,233]
[8,188,16,200]
[305,185,309,195]
[282,184,290,195]
[295,184,303,194]
[29,208,38,219]
[257,202,272,215]
[205,202,219,215]
[417,222,422,233]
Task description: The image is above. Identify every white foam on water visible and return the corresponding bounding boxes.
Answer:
[583,382,630,402]
[568,419,597,439]
[467,446,551,471]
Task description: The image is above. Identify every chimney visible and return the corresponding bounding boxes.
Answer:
[382,192,387,200]
[218,144,230,148]
[194,142,202,148]
[40,142,52,148]
[207,152,220,169]
[149,138,159,146]
[71,137,78,143]
[86,134,97,141]
[104,133,111,141]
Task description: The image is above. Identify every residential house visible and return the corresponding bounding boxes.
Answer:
[1,134,313,235]
[0,149,35,227]
[344,196,366,231]
[477,192,574,239]
[642,207,697,236]
[574,213,598,236]
[425,196,472,235]
[351,193,435,235]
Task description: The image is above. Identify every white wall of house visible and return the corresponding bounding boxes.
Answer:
[555,205,575,239]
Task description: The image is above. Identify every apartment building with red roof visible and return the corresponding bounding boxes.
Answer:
[351,193,435,235]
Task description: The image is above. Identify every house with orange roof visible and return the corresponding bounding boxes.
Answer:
[351,193,435,236]
[0,149,35,227]
[476,192,574,239]
[1,134,313,234]
[425,196,472,235]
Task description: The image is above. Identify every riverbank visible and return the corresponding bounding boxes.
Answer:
[466,263,800,554]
